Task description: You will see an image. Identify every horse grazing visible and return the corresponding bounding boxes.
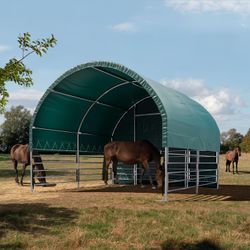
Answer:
[10,144,46,185]
[102,140,163,189]
[225,146,241,174]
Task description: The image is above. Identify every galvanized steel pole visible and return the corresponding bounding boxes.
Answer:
[163,147,169,201]
[30,150,34,192]
[216,151,220,189]
[133,105,137,186]
[76,132,80,188]
[196,150,200,194]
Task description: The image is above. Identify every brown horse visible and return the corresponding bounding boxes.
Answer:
[102,140,163,188]
[225,146,241,174]
[10,144,46,185]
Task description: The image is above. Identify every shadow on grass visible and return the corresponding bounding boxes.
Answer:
[238,170,250,174]
[0,242,24,250]
[179,184,250,201]
[65,184,250,201]
[161,239,223,250]
[0,203,78,240]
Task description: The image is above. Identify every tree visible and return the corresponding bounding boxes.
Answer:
[240,128,250,152]
[0,106,32,150]
[220,128,244,153]
[0,32,57,113]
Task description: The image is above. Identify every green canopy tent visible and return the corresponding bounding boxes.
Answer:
[30,61,220,199]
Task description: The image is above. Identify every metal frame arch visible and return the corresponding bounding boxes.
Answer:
[29,61,168,151]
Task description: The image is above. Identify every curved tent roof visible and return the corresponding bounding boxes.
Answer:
[30,61,220,152]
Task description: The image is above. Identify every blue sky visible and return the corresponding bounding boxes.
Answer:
[0,0,250,134]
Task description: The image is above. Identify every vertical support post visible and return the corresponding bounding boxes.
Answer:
[133,165,137,186]
[30,150,34,192]
[111,162,114,184]
[110,137,114,184]
[184,150,188,188]
[163,147,169,202]
[76,132,80,188]
[196,150,200,194]
[216,151,219,190]
[187,150,191,184]
[133,105,137,186]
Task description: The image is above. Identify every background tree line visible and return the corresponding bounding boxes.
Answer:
[0,105,250,153]
[221,128,250,153]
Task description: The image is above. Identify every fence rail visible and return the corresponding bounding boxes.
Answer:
[30,149,219,201]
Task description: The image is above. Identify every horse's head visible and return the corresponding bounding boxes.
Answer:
[156,157,165,188]
[236,146,241,157]
[156,166,164,188]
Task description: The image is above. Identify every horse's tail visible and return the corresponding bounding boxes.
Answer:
[10,144,21,160]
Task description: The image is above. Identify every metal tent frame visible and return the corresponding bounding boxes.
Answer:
[29,61,220,201]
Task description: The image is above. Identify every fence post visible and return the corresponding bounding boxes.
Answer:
[196,150,200,194]
[111,162,114,184]
[133,105,137,186]
[185,150,188,188]
[216,151,220,189]
[76,132,80,188]
[133,165,137,186]
[163,147,169,202]
[30,150,34,192]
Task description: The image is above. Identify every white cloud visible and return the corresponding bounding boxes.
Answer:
[0,45,10,53]
[8,89,44,114]
[160,78,245,119]
[9,89,43,101]
[165,0,250,15]
[111,22,136,32]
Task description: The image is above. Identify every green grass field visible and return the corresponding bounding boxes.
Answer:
[0,153,249,250]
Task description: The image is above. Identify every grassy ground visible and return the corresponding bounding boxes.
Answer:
[0,154,249,250]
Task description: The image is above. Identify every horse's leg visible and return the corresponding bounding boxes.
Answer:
[102,156,111,185]
[226,160,229,172]
[32,164,36,185]
[140,166,145,188]
[143,161,156,189]
[20,164,28,186]
[228,161,231,172]
[112,158,118,182]
[236,160,239,174]
[232,161,235,174]
[13,160,19,184]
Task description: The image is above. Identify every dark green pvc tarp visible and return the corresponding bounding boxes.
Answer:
[30,61,220,153]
